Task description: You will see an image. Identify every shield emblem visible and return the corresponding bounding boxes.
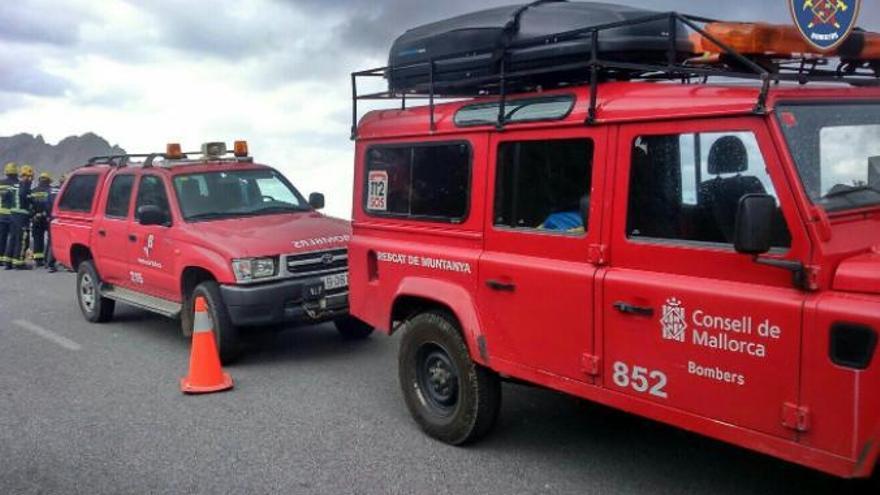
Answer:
[790,0,862,51]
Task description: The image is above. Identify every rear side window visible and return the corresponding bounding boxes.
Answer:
[104,175,135,218]
[495,139,593,234]
[364,142,470,222]
[58,174,100,212]
[626,132,791,248]
[455,96,575,127]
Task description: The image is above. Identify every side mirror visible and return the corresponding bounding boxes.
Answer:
[309,192,325,210]
[138,205,169,226]
[734,194,776,255]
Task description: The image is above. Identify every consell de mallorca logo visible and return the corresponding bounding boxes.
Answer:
[790,0,862,51]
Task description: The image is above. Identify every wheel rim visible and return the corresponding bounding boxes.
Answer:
[415,343,460,417]
[80,273,96,313]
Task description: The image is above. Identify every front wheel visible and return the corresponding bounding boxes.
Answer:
[184,281,241,365]
[76,260,115,323]
[334,316,374,340]
[398,310,501,445]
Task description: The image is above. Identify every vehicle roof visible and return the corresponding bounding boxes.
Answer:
[356,81,880,140]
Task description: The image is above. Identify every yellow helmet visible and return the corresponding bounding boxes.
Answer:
[39,172,51,182]
[19,165,34,178]
[4,162,17,175]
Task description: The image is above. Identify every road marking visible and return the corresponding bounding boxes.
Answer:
[13,319,82,351]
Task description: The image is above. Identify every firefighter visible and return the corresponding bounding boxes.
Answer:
[30,172,52,267]
[6,165,33,270]
[0,162,18,269]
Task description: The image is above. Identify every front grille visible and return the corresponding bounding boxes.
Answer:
[286,248,347,277]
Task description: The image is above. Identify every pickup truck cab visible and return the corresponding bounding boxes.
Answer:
[348,14,880,482]
[52,141,371,363]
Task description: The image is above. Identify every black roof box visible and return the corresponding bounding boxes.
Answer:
[388,1,695,94]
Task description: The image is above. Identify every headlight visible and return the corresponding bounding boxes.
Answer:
[232,257,277,283]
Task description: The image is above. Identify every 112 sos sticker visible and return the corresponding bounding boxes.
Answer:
[367,171,388,211]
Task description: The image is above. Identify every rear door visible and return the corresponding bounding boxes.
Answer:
[127,173,178,300]
[478,126,608,383]
[92,173,135,286]
[602,118,810,439]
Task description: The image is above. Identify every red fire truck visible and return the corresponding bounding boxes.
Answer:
[348,4,880,481]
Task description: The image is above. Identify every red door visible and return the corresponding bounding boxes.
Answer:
[478,127,608,383]
[601,118,811,439]
[92,173,136,286]
[128,173,178,301]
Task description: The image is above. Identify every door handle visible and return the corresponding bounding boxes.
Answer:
[486,279,515,292]
[613,301,654,317]
[97,229,106,237]
[128,234,137,242]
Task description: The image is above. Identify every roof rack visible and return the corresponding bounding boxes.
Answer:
[84,150,254,169]
[85,154,167,168]
[351,11,880,139]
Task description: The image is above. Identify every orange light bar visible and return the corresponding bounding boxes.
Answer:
[695,22,880,60]
[233,140,249,157]
[697,22,816,57]
[166,143,183,159]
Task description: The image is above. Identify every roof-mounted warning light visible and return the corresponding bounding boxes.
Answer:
[233,140,249,158]
[166,143,184,159]
[694,22,880,59]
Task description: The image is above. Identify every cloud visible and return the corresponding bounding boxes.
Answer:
[0,1,88,46]
[0,50,70,97]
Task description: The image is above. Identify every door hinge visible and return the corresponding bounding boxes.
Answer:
[581,353,601,376]
[782,403,811,432]
[587,244,608,266]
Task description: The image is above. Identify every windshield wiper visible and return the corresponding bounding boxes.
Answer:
[186,212,238,221]
[823,185,880,200]
[250,205,309,214]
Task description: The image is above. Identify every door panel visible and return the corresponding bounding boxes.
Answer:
[93,174,136,286]
[603,118,809,440]
[478,127,608,383]
[128,174,178,301]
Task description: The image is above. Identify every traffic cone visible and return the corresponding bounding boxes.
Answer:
[180,296,233,394]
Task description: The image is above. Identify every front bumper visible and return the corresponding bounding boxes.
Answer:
[220,276,349,327]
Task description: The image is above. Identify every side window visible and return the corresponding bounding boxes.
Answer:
[58,174,100,212]
[104,175,135,218]
[495,139,593,234]
[135,175,171,221]
[627,131,791,248]
[364,142,470,222]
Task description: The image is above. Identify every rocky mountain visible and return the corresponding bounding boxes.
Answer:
[0,133,125,178]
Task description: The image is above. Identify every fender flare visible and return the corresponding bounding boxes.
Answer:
[394,276,489,366]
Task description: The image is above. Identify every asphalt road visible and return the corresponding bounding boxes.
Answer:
[0,270,876,495]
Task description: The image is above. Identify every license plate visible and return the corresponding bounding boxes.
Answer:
[322,272,348,291]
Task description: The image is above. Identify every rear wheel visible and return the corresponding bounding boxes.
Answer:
[76,260,115,323]
[185,281,241,365]
[334,316,374,340]
[398,310,501,445]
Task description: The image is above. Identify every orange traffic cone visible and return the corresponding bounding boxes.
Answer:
[180,296,233,394]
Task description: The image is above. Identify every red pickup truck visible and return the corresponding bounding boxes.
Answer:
[52,141,371,363]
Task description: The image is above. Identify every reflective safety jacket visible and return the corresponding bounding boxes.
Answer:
[29,184,52,216]
[16,180,32,215]
[0,176,20,215]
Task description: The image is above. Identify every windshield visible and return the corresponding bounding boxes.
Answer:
[173,168,310,222]
[777,103,880,212]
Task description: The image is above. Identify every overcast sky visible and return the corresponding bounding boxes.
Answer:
[1,0,878,218]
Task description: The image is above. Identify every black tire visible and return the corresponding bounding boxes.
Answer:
[334,316,374,340]
[187,280,241,365]
[398,310,501,445]
[76,260,115,323]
